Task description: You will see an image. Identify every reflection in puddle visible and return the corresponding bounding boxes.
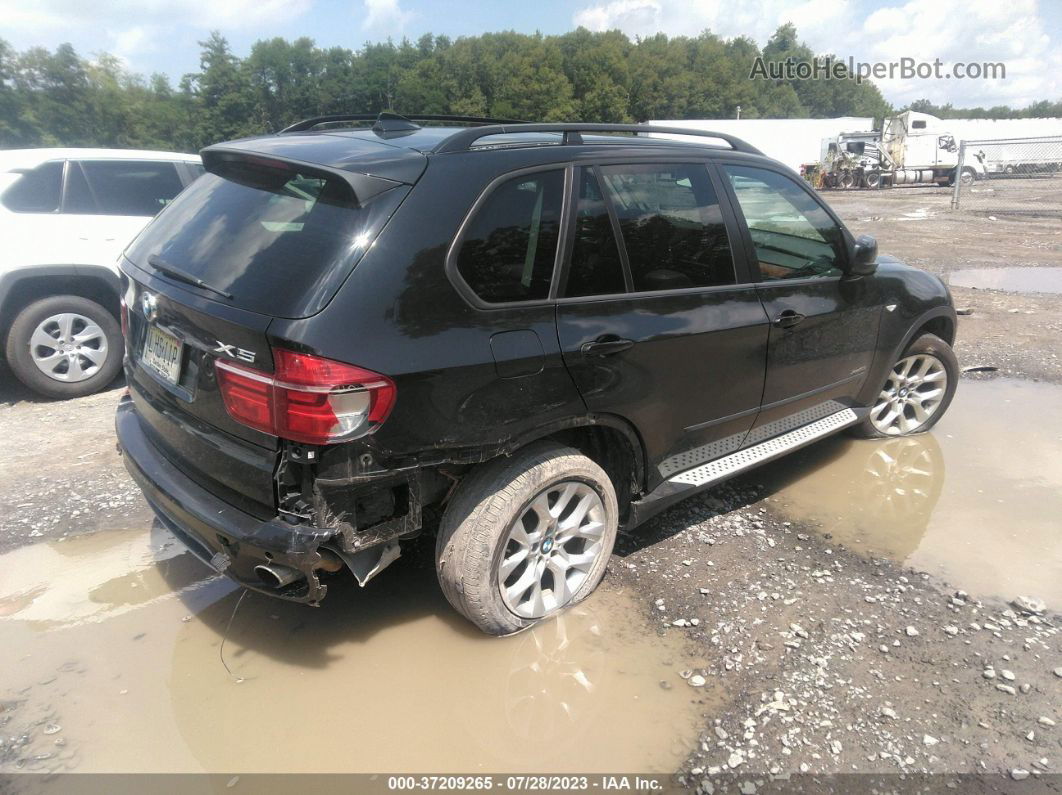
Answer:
[754,378,1062,606]
[948,266,1062,294]
[0,529,217,626]
[0,528,702,775]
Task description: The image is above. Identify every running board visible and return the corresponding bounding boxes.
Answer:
[668,408,861,487]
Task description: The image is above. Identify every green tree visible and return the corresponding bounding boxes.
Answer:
[489,36,576,120]
[14,43,92,146]
[2,26,1056,152]
[246,37,324,130]
[0,39,32,145]
[186,32,256,147]
[558,29,631,121]
[628,34,692,120]
[316,46,358,116]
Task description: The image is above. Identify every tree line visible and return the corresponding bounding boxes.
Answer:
[0,23,1056,153]
[907,98,1062,120]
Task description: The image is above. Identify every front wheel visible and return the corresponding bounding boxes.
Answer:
[850,333,958,438]
[436,442,619,636]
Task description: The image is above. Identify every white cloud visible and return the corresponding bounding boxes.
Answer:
[112,26,153,58]
[360,0,414,34]
[572,0,1062,107]
[854,0,1061,107]
[571,0,845,44]
[573,0,662,32]
[0,0,313,34]
[0,3,67,31]
[0,0,313,74]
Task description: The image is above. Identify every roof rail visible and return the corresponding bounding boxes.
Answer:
[431,123,763,155]
[280,112,529,134]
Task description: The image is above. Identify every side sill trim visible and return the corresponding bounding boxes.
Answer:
[624,407,865,531]
[668,408,860,487]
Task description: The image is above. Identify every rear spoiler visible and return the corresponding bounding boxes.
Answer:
[201,146,404,204]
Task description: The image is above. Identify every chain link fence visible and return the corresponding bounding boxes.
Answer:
[951,135,1062,216]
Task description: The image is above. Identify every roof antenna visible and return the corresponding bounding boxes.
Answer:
[372,112,421,138]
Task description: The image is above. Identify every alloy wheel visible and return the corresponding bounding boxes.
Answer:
[29,312,109,383]
[870,353,948,435]
[498,481,606,619]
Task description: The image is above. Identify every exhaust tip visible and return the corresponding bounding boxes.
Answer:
[254,563,302,589]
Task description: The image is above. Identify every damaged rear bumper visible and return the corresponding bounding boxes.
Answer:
[116,396,395,605]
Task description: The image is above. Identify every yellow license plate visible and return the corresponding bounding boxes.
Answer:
[142,325,183,385]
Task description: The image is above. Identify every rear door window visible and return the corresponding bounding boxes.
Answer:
[125,163,410,318]
[62,162,98,214]
[80,160,185,216]
[454,170,564,303]
[598,163,736,292]
[1,161,63,213]
[563,168,627,298]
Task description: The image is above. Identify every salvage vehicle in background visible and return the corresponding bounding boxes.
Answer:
[115,113,959,636]
[0,149,203,398]
[818,111,986,189]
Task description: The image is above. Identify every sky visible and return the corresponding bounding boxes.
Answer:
[2,0,1061,109]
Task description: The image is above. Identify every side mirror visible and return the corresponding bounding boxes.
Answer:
[848,234,878,277]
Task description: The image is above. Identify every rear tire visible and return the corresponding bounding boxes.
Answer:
[436,442,618,636]
[849,333,958,439]
[4,295,122,399]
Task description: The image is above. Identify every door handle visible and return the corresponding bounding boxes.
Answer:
[772,310,806,329]
[580,337,635,356]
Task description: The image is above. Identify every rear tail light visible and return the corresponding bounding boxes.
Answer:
[215,349,396,445]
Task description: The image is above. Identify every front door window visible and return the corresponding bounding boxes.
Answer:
[724,165,844,281]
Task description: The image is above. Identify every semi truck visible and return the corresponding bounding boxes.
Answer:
[814,111,985,189]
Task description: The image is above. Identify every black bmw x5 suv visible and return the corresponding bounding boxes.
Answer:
[116,113,958,635]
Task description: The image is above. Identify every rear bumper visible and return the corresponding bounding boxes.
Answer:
[116,395,336,604]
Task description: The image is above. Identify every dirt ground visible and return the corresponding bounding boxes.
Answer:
[828,179,1062,384]
[0,183,1060,789]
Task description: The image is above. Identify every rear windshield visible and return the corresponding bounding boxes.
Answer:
[125,166,408,318]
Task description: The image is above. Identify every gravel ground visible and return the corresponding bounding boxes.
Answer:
[0,365,148,555]
[613,484,1061,790]
[828,181,1062,385]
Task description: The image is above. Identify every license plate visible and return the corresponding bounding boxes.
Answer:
[142,325,183,385]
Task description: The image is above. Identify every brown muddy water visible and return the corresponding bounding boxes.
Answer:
[753,378,1062,606]
[3,379,1060,780]
[948,266,1062,294]
[0,529,704,777]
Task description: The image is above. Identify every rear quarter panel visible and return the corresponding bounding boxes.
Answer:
[269,151,589,471]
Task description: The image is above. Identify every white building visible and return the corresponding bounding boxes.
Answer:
[648,117,874,172]
[648,116,1062,173]
[942,117,1062,143]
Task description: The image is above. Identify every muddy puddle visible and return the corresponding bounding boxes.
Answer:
[948,266,1062,294]
[752,378,1062,606]
[0,529,705,777]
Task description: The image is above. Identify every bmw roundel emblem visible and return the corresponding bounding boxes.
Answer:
[140,292,159,322]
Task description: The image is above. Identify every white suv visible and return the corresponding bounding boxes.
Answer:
[0,149,203,398]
